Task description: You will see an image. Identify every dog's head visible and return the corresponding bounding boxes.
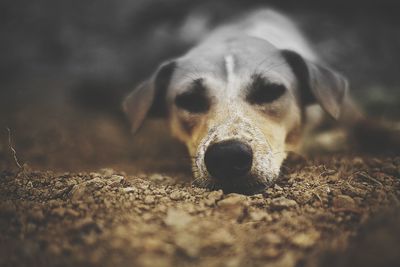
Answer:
[123,37,348,194]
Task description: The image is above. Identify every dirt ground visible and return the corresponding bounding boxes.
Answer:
[1,144,400,267]
[0,104,399,267]
[1,2,400,266]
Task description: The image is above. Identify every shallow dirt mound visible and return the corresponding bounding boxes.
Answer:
[0,155,399,267]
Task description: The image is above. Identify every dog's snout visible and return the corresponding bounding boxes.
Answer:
[204,140,253,181]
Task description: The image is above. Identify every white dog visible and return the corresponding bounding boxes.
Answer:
[123,9,359,194]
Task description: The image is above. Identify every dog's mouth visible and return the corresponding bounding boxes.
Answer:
[192,178,270,195]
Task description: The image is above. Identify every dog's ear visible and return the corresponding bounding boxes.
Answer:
[281,49,348,119]
[123,60,176,133]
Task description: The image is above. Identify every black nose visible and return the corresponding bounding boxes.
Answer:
[204,140,253,181]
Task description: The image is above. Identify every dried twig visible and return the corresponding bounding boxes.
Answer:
[358,171,383,186]
[312,191,323,204]
[6,127,22,169]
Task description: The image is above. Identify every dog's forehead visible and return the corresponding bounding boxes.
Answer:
[169,37,295,96]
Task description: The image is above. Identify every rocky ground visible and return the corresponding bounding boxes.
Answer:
[1,152,399,267]
[1,2,400,266]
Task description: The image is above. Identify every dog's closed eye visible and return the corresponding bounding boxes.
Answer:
[246,75,286,105]
[175,79,210,113]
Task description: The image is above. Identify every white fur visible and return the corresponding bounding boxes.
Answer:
[224,54,235,86]
[244,10,318,61]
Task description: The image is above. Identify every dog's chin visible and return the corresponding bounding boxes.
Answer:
[218,182,269,195]
[192,178,270,195]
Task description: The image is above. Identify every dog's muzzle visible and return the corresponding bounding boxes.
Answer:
[193,113,283,195]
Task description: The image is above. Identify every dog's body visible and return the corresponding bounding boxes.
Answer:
[124,9,358,194]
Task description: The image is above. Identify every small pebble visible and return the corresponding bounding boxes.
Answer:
[270,197,298,210]
[333,195,356,210]
[144,196,155,204]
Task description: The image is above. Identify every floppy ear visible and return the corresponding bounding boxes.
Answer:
[281,49,348,119]
[123,60,176,133]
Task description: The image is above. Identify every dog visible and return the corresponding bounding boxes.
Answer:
[123,9,362,194]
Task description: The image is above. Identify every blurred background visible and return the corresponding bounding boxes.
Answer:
[1,0,399,171]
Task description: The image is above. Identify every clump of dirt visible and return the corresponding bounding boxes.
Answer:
[1,154,399,267]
